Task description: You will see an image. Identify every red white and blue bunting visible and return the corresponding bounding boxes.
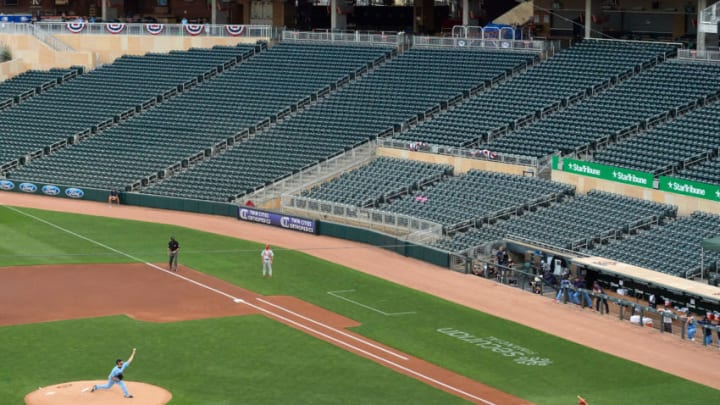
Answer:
[224,25,246,36]
[66,22,86,33]
[184,24,205,36]
[145,24,165,35]
[104,23,126,34]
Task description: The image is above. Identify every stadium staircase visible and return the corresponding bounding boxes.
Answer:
[30,24,74,52]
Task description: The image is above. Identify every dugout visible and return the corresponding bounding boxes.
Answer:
[572,256,720,314]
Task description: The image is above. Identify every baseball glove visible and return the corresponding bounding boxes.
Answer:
[116,373,124,381]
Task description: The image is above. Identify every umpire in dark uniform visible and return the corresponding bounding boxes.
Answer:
[168,236,180,272]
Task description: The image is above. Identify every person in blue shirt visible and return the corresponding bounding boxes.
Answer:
[698,313,714,346]
[91,348,137,398]
[686,314,697,341]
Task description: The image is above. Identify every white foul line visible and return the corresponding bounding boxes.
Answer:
[256,297,408,361]
[244,298,495,405]
[3,204,495,405]
[2,205,239,302]
[328,289,416,316]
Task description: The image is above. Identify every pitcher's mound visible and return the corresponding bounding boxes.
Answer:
[25,381,172,405]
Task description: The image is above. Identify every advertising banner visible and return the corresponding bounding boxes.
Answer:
[659,176,720,202]
[0,179,86,199]
[562,158,654,188]
[238,207,316,234]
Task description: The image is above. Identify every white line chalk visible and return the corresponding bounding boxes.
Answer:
[327,289,416,316]
[3,205,242,302]
[256,297,408,361]
[245,298,494,405]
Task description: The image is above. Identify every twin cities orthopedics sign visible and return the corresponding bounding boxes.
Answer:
[237,207,317,234]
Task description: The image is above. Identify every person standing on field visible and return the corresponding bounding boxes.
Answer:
[91,348,137,398]
[168,236,179,272]
[262,244,274,278]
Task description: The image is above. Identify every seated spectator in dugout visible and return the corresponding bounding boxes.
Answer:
[108,188,120,206]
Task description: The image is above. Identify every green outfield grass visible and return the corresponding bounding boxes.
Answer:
[1,205,719,404]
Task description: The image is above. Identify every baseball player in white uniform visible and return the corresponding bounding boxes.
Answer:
[262,244,274,277]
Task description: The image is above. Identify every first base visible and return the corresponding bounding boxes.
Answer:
[233,298,245,303]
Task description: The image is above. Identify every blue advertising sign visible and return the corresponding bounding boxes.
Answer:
[0,15,32,23]
[65,188,85,199]
[42,185,61,196]
[0,180,15,190]
[237,207,316,234]
[19,182,38,193]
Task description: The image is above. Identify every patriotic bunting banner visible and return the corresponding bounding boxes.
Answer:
[224,25,246,36]
[66,22,86,33]
[105,23,126,34]
[145,24,165,35]
[184,24,205,36]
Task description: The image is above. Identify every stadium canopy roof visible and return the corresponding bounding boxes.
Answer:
[573,256,720,304]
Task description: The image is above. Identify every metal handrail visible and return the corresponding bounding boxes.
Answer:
[677,49,720,62]
[281,194,444,237]
[23,22,273,38]
[31,24,74,52]
[377,138,539,168]
[281,30,403,46]
[413,35,546,52]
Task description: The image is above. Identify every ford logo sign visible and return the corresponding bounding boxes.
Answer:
[65,188,85,199]
[0,180,14,190]
[42,185,61,196]
[19,182,38,193]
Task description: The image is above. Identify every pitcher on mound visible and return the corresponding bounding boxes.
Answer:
[91,348,137,398]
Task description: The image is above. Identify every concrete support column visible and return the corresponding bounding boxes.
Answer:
[211,0,217,25]
[585,0,592,38]
[462,0,469,26]
[331,0,337,31]
[697,0,707,51]
[102,0,107,22]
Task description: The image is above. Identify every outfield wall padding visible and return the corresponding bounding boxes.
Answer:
[121,193,238,217]
[317,221,449,267]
